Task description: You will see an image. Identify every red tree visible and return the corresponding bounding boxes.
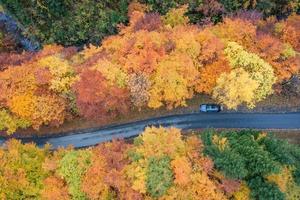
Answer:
[73,69,130,121]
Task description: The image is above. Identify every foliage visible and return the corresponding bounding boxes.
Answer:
[41,176,70,200]
[280,15,300,51]
[73,69,129,121]
[0,8,299,134]
[1,0,129,46]
[162,6,189,27]
[267,167,290,192]
[36,55,77,94]
[201,130,283,179]
[171,156,192,186]
[146,156,173,198]
[0,46,75,132]
[139,0,185,15]
[232,182,251,200]
[224,42,276,103]
[252,34,298,82]
[248,176,285,200]
[83,140,141,200]
[0,140,49,199]
[128,73,150,109]
[221,0,299,18]
[134,12,163,32]
[9,93,67,129]
[0,128,299,199]
[213,68,259,109]
[58,150,91,200]
[132,127,187,159]
[148,53,198,109]
[212,18,257,48]
[140,0,224,24]
[0,109,31,134]
[282,43,296,59]
[126,127,226,199]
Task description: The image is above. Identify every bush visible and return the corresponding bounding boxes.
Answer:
[1,0,129,46]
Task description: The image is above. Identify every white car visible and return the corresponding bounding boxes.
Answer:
[199,104,223,112]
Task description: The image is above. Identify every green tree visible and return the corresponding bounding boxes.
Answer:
[146,156,174,198]
[58,150,91,200]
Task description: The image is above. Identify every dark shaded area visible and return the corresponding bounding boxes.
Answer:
[0,0,129,46]
[0,12,40,51]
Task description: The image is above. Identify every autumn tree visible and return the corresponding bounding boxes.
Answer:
[171,156,192,186]
[73,69,129,121]
[0,51,35,71]
[252,34,299,82]
[213,68,259,109]
[58,150,91,199]
[0,109,31,134]
[36,55,78,95]
[0,57,68,132]
[170,25,201,63]
[0,140,49,199]
[41,176,70,200]
[81,154,111,199]
[148,53,198,109]
[91,59,128,88]
[196,57,231,94]
[128,73,151,109]
[117,32,167,75]
[212,18,257,48]
[134,13,163,32]
[126,127,226,199]
[279,15,300,51]
[8,93,67,129]
[162,6,189,27]
[193,29,231,94]
[82,140,142,200]
[224,42,276,103]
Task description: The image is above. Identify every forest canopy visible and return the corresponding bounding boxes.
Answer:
[0,127,299,199]
[0,3,299,134]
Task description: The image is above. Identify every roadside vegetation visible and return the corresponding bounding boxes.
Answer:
[0,127,299,199]
[0,1,299,135]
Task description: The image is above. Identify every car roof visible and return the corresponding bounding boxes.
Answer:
[200,104,219,106]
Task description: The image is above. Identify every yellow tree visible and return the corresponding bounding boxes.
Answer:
[0,109,31,135]
[148,53,199,109]
[213,68,259,109]
[224,42,276,102]
[36,55,77,95]
[8,93,67,130]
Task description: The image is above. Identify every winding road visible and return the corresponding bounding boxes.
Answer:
[0,112,300,149]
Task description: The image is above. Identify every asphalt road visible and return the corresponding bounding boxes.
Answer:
[0,112,300,149]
